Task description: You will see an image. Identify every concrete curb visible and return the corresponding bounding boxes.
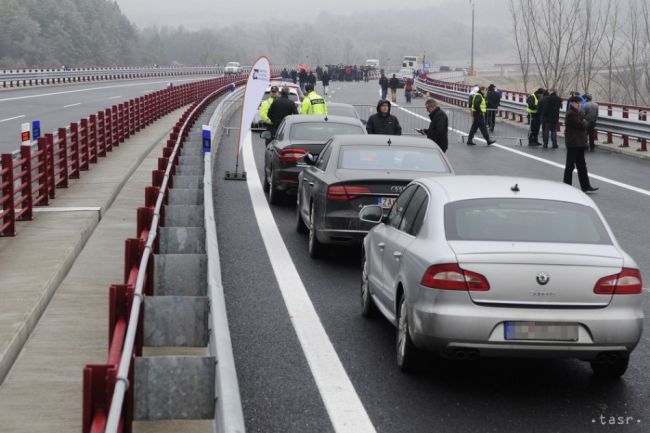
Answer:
[0,108,188,386]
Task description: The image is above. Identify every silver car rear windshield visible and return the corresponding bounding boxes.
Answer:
[328,106,358,119]
[338,146,449,172]
[290,123,363,141]
[444,198,612,244]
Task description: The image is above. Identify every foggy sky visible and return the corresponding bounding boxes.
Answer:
[115,0,510,31]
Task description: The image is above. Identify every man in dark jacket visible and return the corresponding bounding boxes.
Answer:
[389,74,400,102]
[267,87,297,137]
[366,100,402,135]
[307,71,317,87]
[298,69,308,93]
[541,88,562,148]
[378,73,389,100]
[321,69,330,95]
[564,96,598,192]
[486,84,500,132]
[417,99,448,152]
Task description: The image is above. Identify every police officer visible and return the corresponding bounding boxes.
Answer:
[299,83,328,115]
[527,87,544,146]
[259,86,278,144]
[466,86,495,146]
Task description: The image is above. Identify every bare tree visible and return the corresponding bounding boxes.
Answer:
[597,2,620,101]
[509,0,532,92]
[574,0,611,93]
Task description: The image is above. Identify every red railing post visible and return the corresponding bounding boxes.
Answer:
[105,108,114,152]
[80,118,90,171]
[18,145,33,221]
[97,112,107,157]
[69,123,80,179]
[46,134,56,198]
[118,104,125,143]
[88,115,98,164]
[0,154,16,237]
[35,137,49,206]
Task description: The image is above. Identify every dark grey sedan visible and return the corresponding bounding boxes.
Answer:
[263,115,366,204]
[296,134,454,258]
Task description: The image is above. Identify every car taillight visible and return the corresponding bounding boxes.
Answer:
[327,185,371,200]
[594,268,643,295]
[278,148,307,162]
[420,263,490,291]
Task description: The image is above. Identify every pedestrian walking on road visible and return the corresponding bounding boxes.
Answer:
[466,86,495,146]
[389,74,399,103]
[366,100,402,135]
[298,68,308,93]
[564,96,598,193]
[268,87,297,136]
[416,98,448,152]
[321,69,330,96]
[581,94,599,151]
[379,73,389,100]
[486,84,500,132]
[527,87,544,146]
[541,88,562,148]
[404,78,413,104]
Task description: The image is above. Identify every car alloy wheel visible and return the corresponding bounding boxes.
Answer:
[269,169,284,205]
[308,202,324,259]
[396,296,420,372]
[361,253,378,318]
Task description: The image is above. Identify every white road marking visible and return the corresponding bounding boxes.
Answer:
[395,104,650,198]
[0,114,25,122]
[0,78,203,103]
[108,95,122,100]
[241,132,377,433]
[63,102,82,108]
[32,206,101,213]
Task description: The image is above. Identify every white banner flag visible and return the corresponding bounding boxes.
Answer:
[237,56,271,155]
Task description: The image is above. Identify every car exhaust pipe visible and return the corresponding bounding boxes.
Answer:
[451,348,480,360]
[595,352,622,364]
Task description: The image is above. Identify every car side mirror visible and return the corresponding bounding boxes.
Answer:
[359,205,384,224]
[260,130,272,140]
[302,153,317,165]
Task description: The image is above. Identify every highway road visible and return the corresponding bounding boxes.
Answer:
[0,76,218,154]
[213,81,650,432]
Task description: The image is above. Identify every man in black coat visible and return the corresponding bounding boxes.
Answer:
[321,69,330,95]
[267,87,297,137]
[378,73,389,100]
[366,100,402,135]
[389,74,400,102]
[564,96,598,192]
[485,84,500,132]
[541,88,562,148]
[417,99,448,152]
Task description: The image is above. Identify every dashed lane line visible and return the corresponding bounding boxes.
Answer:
[63,102,82,108]
[0,115,25,122]
[394,103,650,198]
[108,95,122,100]
[241,131,377,433]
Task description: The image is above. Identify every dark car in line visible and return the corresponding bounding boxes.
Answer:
[263,115,366,204]
[295,134,454,258]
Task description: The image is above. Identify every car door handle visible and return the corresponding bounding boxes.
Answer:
[378,242,385,250]
[308,182,314,187]
[393,251,402,259]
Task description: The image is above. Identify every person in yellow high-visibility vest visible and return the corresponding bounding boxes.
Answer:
[466,86,495,146]
[259,85,278,144]
[299,83,328,115]
[527,87,544,146]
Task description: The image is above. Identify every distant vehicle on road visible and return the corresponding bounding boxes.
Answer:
[224,62,242,75]
[326,102,363,123]
[297,135,453,258]
[359,176,645,378]
[402,55,419,70]
[366,59,380,69]
[263,115,365,204]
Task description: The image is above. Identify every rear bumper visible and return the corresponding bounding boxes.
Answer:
[317,209,379,245]
[407,289,646,359]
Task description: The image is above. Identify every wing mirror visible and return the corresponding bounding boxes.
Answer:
[359,205,385,224]
[260,130,272,140]
[302,153,317,165]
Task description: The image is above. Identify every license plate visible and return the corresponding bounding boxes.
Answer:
[504,322,579,341]
[379,197,396,209]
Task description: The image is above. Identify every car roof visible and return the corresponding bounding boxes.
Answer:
[418,175,596,206]
[333,134,436,148]
[283,115,364,126]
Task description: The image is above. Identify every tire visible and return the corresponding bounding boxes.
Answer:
[268,169,284,205]
[361,253,379,318]
[308,202,325,259]
[296,195,308,233]
[590,353,629,379]
[396,295,421,372]
[262,165,270,192]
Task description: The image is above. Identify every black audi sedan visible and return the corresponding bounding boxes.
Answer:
[295,134,454,258]
[263,115,365,204]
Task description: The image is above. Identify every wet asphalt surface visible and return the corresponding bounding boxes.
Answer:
[213,81,650,433]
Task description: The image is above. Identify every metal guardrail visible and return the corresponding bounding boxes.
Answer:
[416,78,649,151]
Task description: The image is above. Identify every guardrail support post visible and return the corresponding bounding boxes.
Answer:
[0,154,16,236]
[80,119,90,171]
[18,145,33,221]
[46,134,56,198]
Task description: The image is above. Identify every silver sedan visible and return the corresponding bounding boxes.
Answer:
[359,175,646,378]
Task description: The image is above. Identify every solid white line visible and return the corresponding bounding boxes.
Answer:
[63,102,82,108]
[32,206,101,212]
[395,104,650,198]
[0,114,25,122]
[108,95,122,100]
[0,77,204,103]
[241,132,377,433]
